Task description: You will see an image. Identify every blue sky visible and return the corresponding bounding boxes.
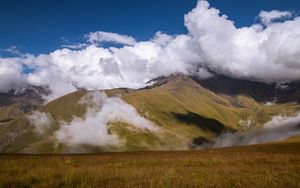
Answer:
[1,0,300,98]
[0,0,300,56]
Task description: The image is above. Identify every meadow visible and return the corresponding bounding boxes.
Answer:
[0,139,299,188]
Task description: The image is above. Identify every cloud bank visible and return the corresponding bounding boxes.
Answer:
[1,0,300,100]
[55,91,158,147]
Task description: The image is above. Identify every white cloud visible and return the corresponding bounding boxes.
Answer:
[259,10,293,25]
[1,0,300,100]
[152,31,174,46]
[61,43,88,50]
[87,31,137,45]
[1,46,24,56]
[194,67,213,79]
[184,0,300,82]
[0,58,26,92]
[55,91,158,147]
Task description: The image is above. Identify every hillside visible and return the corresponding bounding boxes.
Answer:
[0,75,299,153]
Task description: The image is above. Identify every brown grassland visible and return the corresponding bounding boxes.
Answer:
[0,138,299,188]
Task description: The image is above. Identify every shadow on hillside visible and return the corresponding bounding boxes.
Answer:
[0,118,14,123]
[191,75,276,103]
[192,75,300,104]
[171,111,228,135]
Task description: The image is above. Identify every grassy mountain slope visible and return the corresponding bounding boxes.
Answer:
[0,75,299,153]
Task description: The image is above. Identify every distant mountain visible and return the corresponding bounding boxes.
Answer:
[149,73,300,103]
[0,85,48,108]
[193,74,300,103]
[0,74,299,153]
[0,85,48,122]
[276,81,300,103]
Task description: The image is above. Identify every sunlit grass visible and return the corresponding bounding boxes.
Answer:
[0,140,299,188]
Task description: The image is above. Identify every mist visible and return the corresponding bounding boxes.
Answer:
[27,111,53,135]
[209,112,300,148]
[55,91,158,147]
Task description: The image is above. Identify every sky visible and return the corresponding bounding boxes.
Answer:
[1,0,300,55]
[1,0,300,101]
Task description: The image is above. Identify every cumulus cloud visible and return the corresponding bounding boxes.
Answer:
[210,112,300,148]
[55,91,158,147]
[151,31,174,47]
[27,111,53,135]
[1,0,300,100]
[87,31,137,45]
[184,0,300,82]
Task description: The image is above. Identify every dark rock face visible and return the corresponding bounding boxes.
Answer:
[0,85,49,112]
[276,81,300,103]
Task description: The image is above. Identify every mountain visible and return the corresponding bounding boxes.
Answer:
[192,74,300,103]
[0,85,49,152]
[0,85,48,123]
[0,75,299,153]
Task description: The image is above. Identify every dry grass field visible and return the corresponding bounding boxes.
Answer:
[0,139,299,188]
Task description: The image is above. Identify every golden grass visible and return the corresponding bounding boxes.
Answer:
[43,91,87,122]
[0,141,299,188]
